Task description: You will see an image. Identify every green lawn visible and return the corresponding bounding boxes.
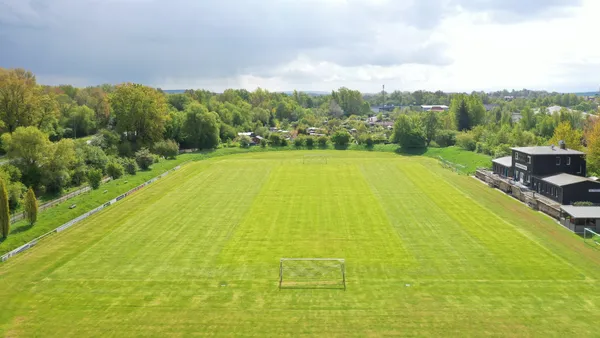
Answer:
[1,151,598,336]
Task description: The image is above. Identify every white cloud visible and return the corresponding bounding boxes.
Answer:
[0,0,596,93]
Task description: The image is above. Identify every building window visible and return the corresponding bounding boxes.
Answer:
[556,157,561,165]
[527,155,531,164]
[567,157,571,165]
[515,153,519,160]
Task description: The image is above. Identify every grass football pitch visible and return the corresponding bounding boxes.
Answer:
[1,151,599,337]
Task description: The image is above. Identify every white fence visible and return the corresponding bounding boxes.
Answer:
[10,177,112,223]
[1,165,184,262]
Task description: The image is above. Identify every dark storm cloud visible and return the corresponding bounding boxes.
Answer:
[0,0,584,86]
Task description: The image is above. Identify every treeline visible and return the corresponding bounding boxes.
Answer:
[365,89,596,112]
[390,92,600,175]
[1,66,600,229]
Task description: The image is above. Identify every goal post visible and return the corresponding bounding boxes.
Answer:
[279,258,346,290]
[302,155,328,164]
[583,228,600,247]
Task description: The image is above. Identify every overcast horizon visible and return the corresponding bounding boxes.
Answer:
[1,0,599,93]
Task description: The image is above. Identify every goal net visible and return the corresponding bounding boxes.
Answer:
[279,258,346,290]
[303,155,328,164]
[583,228,600,247]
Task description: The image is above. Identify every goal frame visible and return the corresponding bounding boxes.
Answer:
[583,228,600,248]
[302,155,328,164]
[279,258,346,290]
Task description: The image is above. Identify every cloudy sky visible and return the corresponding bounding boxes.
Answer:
[1,0,599,93]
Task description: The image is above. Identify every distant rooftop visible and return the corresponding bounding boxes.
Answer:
[541,173,591,187]
[492,156,512,167]
[511,146,585,156]
[561,205,600,218]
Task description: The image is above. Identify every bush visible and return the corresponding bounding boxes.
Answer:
[268,133,283,146]
[120,157,138,175]
[71,166,87,187]
[574,201,594,206]
[434,130,457,147]
[106,160,124,179]
[118,141,134,157]
[305,136,314,148]
[360,134,374,147]
[153,139,179,159]
[81,145,109,173]
[456,132,476,151]
[317,136,329,148]
[281,138,289,146]
[87,169,102,190]
[294,136,305,147]
[239,135,252,148]
[331,130,351,148]
[135,148,154,170]
[7,182,25,210]
[260,138,268,148]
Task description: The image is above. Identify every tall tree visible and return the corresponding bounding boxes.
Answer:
[0,68,41,133]
[452,96,471,131]
[183,103,220,149]
[422,110,439,146]
[0,178,9,238]
[586,119,600,173]
[329,100,343,118]
[467,95,486,126]
[1,127,51,187]
[110,83,167,147]
[392,114,426,148]
[548,121,583,150]
[24,187,38,225]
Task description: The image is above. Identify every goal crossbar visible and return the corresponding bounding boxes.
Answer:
[279,258,346,290]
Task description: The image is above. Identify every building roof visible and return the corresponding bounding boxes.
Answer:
[561,205,600,219]
[541,173,592,187]
[492,156,512,167]
[511,146,585,155]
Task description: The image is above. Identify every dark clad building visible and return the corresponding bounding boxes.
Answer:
[491,141,600,205]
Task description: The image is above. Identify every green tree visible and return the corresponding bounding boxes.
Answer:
[106,159,124,179]
[110,83,167,146]
[317,136,329,148]
[43,139,77,193]
[294,136,305,147]
[238,135,252,148]
[452,96,471,131]
[120,157,138,175]
[0,178,9,238]
[422,110,439,146]
[0,68,40,133]
[549,121,583,150]
[1,126,51,187]
[23,187,38,225]
[183,103,220,149]
[331,129,351,147]
[87,169,103,189]
[66,105,96,138]
[153,139,179,159]
[520,107,535,130]
[392,115,426,148]
[135,148,155,170]
[467,95,486,126]
[328,100,344,118]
